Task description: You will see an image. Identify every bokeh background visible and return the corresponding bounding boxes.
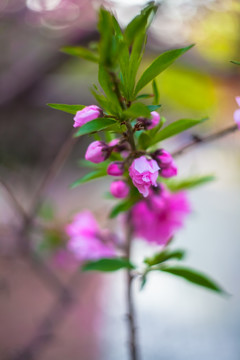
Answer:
[0,0,240,359]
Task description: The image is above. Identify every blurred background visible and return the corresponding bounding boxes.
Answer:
[0,0,240,359]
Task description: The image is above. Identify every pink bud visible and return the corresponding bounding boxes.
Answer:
[73,105,102,128]
[110,180,129,199]
[107,162,124,176]
[85,141,108,163]
[155,149,173,167]
[160,161,178,178]
[147,111,160,130]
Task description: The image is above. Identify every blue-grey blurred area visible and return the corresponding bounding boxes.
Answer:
[0,0,240,359]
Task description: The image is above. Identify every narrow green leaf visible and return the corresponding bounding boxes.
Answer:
[82,257,135,272]
[140,274,147,290]
[74,118,116,137]
[135,44,194,94]
[70,170,107,188]
[98,7,114,66]
[144,249,185,266]
[147,104,161,112]
[98,65,122,113]
[47,103,84,115]
[152,79,159,104]
[61,46,99,62]
[160,266,226,294]
[166,175,215,192]
[136,94,154,100]
[124,3,157,46]
[230,60,240,65]
[151,117,207,146]
[110,198,138,218]
[124,102,151,118]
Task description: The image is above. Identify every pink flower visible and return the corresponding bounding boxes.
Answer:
[110,180,129,198]
[85,141,109,163]
[107,162,124,176]
[147,111,160,129]
[129,156,159,197]
[66,211,115,261]
[154,149,178,178]
[234,97,240,129]
[131,188,190,245]
[73,105,102,128]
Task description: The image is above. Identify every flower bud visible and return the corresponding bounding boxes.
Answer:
[147,111,160,130]
[110,180,129,199]
[160,161,178,178]
[85,141,109,164]
[155,149,173,167]
[107,162,124,176]
[73,105,102,128]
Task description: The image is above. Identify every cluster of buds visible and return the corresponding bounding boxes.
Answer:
[73,105,177,200]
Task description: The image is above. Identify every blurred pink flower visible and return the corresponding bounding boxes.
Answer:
[131,188,190,245]
[85,141,108,163]
[110,180,129,198]
[66,211,115,261]
[154,149,178,178]
[234,97,240,129]
[73,105,101,128]
[129,156,159,197]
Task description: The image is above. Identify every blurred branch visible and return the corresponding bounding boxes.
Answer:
[173,124,238,157]
[0,177,28,221]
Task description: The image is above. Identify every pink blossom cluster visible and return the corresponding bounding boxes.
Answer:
[73,106,178,200]
[66,211,115,261]
[131,187,190,245]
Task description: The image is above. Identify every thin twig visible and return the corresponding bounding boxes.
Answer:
[172,124,238,157]
[0,177,29,222]
[125,212,139,360]
[29,128,77,216]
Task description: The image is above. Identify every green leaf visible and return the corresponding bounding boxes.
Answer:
[110,200,133,218]
[82,257,135,272]
[144,249,185,266]
[147,104,161,112]
[98,7,114,66]
[98,65,122,113]
[124,3,157,46]
[47,103,85,115]
[124,102,151,118]
[74,118,116,137]
[160,266,226,294]
[138,132,151,150]
[61,46,99,62]
[136,94,153,100]
[135,44,194,95]
[151,117,207,146]
[70,169,107,188]
[166,175,215,192]
[152,79,159,104]
[230,60,240,65]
